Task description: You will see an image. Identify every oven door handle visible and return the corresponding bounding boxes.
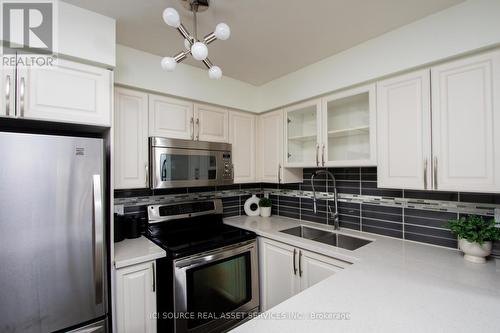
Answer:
[174,240,256,269]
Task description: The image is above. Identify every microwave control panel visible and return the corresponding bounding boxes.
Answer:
[222,152,232,179]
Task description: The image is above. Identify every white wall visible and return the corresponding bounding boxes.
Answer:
[115,45,260,112]
[58,1,116,67]
[257,0,500,111]
[115,0,500,113]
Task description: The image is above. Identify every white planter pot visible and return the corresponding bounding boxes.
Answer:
[260,207,271,217]
[458,238,492,263]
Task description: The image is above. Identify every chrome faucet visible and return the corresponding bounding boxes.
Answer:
[311,170,340,230]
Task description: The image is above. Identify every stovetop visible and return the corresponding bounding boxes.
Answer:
[146,214,256,259]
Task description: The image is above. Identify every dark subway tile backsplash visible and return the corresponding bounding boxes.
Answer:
[115,167,499,253]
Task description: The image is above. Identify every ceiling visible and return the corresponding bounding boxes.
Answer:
[64,0,464,85]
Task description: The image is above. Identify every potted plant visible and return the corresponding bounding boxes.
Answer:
[259,197,272,217]
[447,215,500,263]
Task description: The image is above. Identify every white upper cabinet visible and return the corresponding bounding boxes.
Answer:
[194,104,229,143]
[283,86,377,168]
[377,49,500,193]
[114,88,149,189]
[431,50,500,192]
[148,94,194,139]
[284,99,322,167]
[321,84,376,167]
[17,59,112,126]
[258,110,283,183]
[257,110,302,183]
[376,69,432,190]
[0,52,15,118]
[229,111,256,183]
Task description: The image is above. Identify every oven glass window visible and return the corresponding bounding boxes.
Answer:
[160,153,217,181]
[186,252,252,329]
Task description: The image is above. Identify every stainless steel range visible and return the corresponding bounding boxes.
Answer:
[147,199,259,333]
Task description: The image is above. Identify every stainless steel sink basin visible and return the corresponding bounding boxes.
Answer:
[280,225,331,240]
[280,226,372,251]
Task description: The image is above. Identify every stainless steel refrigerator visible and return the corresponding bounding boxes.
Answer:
[0,132,108,332]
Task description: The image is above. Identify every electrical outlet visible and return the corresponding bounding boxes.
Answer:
[495,208,500,224]
[114,204,124,215]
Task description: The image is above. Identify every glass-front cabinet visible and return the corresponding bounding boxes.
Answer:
[321,84,376,166]
[284,99,322,167]
[283,84,376,168]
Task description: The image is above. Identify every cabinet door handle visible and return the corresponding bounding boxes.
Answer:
[195,118,200,141]
[322,144,325,166]
[152,262,156,292]
[315,144,319,166]
[190,117,194,140]
[5,74,11,116]
[145,164,149,186]
[293,248,297,275]
[433,156,438,189]
[298,250,303,277]
[423,159,428,190]
[19,77,25,117]
[278,163,281,184]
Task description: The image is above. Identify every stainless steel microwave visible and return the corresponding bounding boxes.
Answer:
[149,137,233,189]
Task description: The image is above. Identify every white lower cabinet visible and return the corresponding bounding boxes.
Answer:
[299,249,344,290]
[259,237,348,311]
[116,261,157,333]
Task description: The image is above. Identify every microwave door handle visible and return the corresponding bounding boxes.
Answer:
[161,159,167,180]
[92,174,103,305]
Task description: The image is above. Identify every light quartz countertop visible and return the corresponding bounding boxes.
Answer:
[224,216,500,333]
[114,236,166,269]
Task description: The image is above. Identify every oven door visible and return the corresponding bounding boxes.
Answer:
[151,147,224,189]
[173,240,259,333]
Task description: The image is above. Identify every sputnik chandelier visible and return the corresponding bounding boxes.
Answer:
[161,0,231,80]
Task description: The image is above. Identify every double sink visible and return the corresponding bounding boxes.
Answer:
[280,226,372,251]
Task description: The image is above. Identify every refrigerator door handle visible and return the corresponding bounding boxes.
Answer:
[92,174,104,305]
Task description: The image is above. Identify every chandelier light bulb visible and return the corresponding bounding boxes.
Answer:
[214,23,231,40]
[161,57,177,71]
[191,42,208,61]
[208,66,222,80]
[163,8,180,28]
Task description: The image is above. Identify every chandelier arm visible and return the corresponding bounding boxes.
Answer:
[177,24,193,42]
[174,50,190,63]
[202,58,213,69]
[203,32,216,45]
